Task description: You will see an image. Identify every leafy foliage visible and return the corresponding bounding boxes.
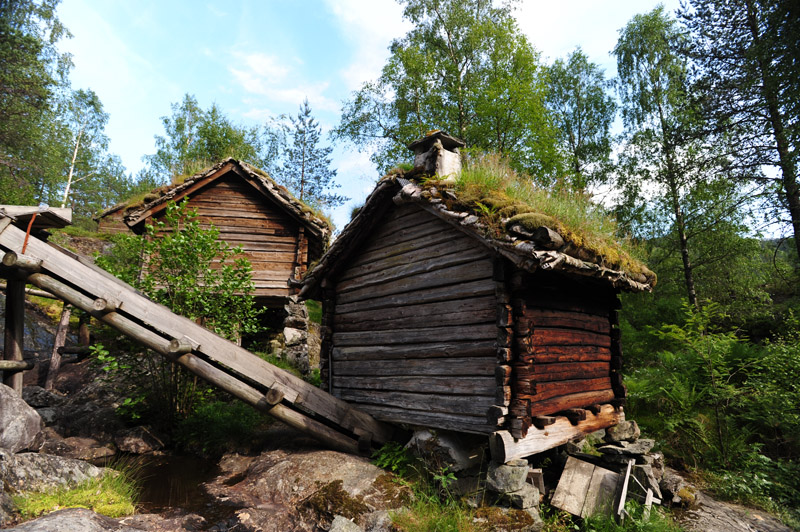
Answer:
[95,200,262,427]
[143,94,265,184]
[546,48,616,190]
[334,0,561,177]
[273,99,347,209]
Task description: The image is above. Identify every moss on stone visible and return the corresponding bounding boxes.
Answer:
[474,506,535,530]
[302,480,370,522]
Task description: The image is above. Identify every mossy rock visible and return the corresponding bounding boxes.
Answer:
[302,480,370,522]
[506,213,563,235]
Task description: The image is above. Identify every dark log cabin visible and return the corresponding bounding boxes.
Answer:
[98,158,331,306]
[300,133,655,462]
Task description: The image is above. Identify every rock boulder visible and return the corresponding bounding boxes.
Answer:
[0,384,42,453]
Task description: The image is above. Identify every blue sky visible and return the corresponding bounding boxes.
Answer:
[56,0,679,229]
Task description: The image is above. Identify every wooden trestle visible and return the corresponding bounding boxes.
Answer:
[0,215,394,454]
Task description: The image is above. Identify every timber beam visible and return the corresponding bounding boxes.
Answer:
[489,403,624,463]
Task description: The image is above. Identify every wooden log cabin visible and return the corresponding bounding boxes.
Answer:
[97,159,331,305]
[300,134,656,462]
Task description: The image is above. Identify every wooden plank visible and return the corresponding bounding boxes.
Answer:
[337,261,495,305]
[332,356,496,377]
[337,388,494,416]
[336,246,490,294]
[0,224,392,444]
[332,323,497,347]
[333,375,495,395]
[516,361,610,382]
[532,329,611,348]
[523,377,612,402]
[528,389,616,417]
[551,456,594,514]
[520,346,611,364]
[2,279,24,393]
[526,309,611,334]
[335,278,495,314]
[337,231,482,284]
[354,404,494,434]
[582,464,620,518]
[490,404,624,462]
[345,227,471,273]
[331,340,496,361]
[334,296,496,330]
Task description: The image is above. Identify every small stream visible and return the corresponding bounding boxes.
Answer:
[112,454,237,524]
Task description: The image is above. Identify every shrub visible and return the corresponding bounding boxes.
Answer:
[94,199,262,429]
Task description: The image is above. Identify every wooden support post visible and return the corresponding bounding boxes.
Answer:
[45,303,71,391]
[3,279,25,393]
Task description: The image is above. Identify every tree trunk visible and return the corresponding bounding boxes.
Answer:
[745,0,800,260]
[45,303,71,391]
[668,176,698,308]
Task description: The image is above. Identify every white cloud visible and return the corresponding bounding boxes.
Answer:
[516,0,682,74]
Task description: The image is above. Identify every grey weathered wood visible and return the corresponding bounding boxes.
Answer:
[332,341,495,361]
[2,251,41,271]
[0,224,391,445]
[334,296,496,330]
[346,220,454,270]
[336,246,490,294]
[581,464,620,518]
[336,260,494,305]
[45,303,71,391]
[3,279,24,393]
[335,279,495,315]
[551,456,595,514]
[332,356,496,377]
[333,375,495,395]
[337,230,482,284]
[0,282,56,299]
[332,323,497,347]
[0,360,33,371]
[337,389,494,416]
[490,404,624,462]
[353,404,494,434]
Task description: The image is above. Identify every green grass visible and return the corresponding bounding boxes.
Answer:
[541,502,685,532]
[305,300,322,324]
[445,153,652,281]
[12,468,139,520]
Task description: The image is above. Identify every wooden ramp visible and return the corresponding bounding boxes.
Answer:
[0,216,394,453]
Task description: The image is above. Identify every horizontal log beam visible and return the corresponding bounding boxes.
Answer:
[490,404,624,462]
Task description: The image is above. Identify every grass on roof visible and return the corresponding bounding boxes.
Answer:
[441,152,651,280]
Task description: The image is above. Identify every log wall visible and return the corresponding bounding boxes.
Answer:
[327,203,498,433]
[97,208,129,235]
[154,175,304,299]
[508,271,623,438]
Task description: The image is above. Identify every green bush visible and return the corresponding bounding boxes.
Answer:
[94,199,263,429]
[625,303,800,523]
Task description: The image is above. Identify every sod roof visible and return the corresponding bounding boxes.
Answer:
[300,172,655,300]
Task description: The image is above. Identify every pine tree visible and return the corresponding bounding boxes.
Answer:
[280,99,347,209]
